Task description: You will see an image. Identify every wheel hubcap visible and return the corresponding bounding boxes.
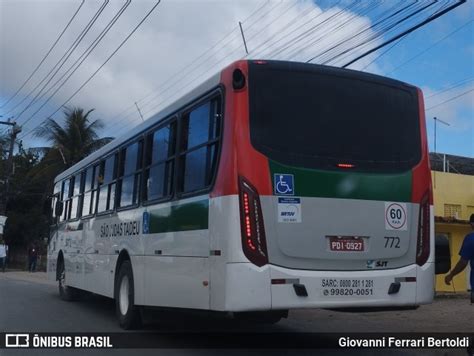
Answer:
[119,276,130,315]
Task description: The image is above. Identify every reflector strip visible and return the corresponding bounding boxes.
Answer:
[271,278,300,285]
[394,277,417,283]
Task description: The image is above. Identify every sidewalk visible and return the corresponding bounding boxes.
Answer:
[0,270,56,286]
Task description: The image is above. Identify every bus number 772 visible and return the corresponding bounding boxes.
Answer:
[384,236,401,249]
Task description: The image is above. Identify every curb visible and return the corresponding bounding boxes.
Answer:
[435,292,471,299]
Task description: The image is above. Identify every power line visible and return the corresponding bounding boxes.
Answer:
[426,88,474,111]
[105,0,271,126]
[10,0,110,120]
[426,77,474,99]
[360,34,408,71]
[249,0,325,59]
[320,0,430,66]
[267,1,362,60]
[105,1,441,138]
[20,1,163,139]
[0,0,85,109]
[320,0,434,66]
[309,0,416,64]
[110,0,353,137]
[342,0,467,68]
[19,0,132,126]
[387,17,474,75]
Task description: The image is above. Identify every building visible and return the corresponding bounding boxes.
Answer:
[430,153,474,292]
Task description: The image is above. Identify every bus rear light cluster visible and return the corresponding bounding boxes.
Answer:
[239,177,268,267]
[416,191,431,266]
[336,163,355,169]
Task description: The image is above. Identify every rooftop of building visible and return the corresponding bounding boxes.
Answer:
[429,152,474,176]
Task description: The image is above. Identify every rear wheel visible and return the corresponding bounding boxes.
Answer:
[57,258,81,301]
[115,260,142,329]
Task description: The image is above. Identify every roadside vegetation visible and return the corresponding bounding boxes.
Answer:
[2,107,113,269]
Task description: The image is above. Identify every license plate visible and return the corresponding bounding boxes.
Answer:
[321,278,374,297]
[329,236,364,251]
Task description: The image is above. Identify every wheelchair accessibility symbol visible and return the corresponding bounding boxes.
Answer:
[274,174,294,195]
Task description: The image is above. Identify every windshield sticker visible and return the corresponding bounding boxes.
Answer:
[385,202,408,231]
[278,197,301,223]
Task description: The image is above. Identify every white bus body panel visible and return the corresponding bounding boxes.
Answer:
[47,196,434,312]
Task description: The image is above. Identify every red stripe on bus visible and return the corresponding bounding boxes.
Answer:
[211,60,272,198]
[411,88,433,204]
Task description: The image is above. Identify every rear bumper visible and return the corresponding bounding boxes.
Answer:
[223,262,434,311]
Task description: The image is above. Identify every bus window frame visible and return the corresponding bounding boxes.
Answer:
[142,118,177,207]
[96,152,119,216]
[68,171,84,222]
[116,138,144,212]
[175,89,224,200]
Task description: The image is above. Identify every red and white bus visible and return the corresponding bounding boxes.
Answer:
[48,60,437,329]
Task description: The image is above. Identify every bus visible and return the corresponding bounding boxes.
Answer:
[48,59,437,329]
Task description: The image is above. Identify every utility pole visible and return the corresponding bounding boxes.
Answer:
[432,117,450,189]
[0,119,22,217]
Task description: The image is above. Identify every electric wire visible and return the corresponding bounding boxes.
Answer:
[19,0,132,126]
[0,0,86,110]
[20,1,163,139]
[11,0,110,120]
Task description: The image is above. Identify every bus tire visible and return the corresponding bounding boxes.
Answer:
[115,260,142,330]
[57,258,81,301]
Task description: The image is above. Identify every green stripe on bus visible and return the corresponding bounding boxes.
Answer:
[148,199,209,233]
[269,160,412,202]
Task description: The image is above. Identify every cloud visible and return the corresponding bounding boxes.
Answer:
[0,0,386,143]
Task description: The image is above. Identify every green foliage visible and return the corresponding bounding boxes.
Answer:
[3,107,113,249]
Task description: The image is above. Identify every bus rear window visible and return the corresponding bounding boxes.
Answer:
[248,62,421,172]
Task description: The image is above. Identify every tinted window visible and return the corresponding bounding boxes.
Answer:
[178,97,221,194]
[103,156,116,183]
[248,61,421,172]
[182,102,211,150]
[97,155,117,213]
[144,122,176,202]
[82,165,99,216]
[182,147,207,192]
[150,125,175,164]
[123,142,140,176]
[118,141,143,208]
[84,167,93,191]
[70,173,83,220]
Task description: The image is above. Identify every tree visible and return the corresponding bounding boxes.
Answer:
[1,107,113,266]
[33,106,113,181]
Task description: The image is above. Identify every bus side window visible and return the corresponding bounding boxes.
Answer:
[82,166,94,216]
[51,182,61,223]
[144,121,176,202]
[97,154,118,213]
[118,140,143,208]
[178,97,221,194]
[70,172,82,220]
[61,178,73,221]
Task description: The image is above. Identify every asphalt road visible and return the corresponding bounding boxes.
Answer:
[0,272,472,356]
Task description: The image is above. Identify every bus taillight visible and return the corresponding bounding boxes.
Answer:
[416,192,431,266]
[239,177,268,267]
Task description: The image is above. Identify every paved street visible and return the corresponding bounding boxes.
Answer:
[0,272,472,356]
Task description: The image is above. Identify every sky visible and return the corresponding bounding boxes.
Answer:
[0,0,473,158]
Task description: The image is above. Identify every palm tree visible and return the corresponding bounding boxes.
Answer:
[33,106,113,179]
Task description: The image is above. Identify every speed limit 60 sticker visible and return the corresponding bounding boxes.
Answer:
[385,202,408,231]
